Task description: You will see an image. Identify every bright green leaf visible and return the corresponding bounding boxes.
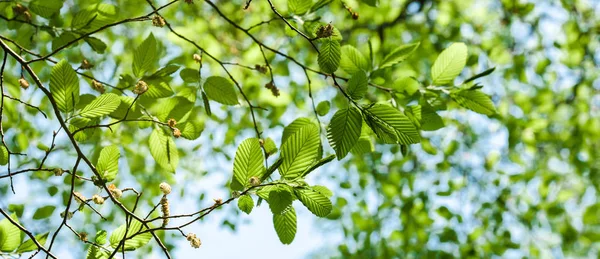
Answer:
[318,38,341,74]
[0,214,22,252]
[238,195,254,215]
[450,89,496,115]
[16,232,48,253]
[97,145,119,182]
[288,0,312,14]
[431,42,468,85]
[295,188,332,217]
[340,45,369,74]
[32,206,55,220]
[203,76,239,105]
[231,138,265,191]
[379,42,420,69]
[364,104,420,144]
[50,60,80,113]
[109,219,151,251]
[149,128,179,173]
[346,71,368,100]
[273,207,296,245]
[268,187,293,214]
[327,107,362,159]
[280,123,320,179]
[78,93,121,118]
[133,33,158,77]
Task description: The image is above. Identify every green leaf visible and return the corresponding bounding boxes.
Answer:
[346,71,368,100]
[154,96,193,123]
[0,214,21,252]
[316,101,330,116]
[69,117,100,142]
[180,68,199,83]
[318,38,341,74]
[143,79,174,98]
[231,138,265,191]
[268,187,293,214]
[95,230,107,245]
[311,0,333,11]
[263,138,278,156]
[178,120,204,140]
[295,188,332,217]
[301,154,335,178]
[97,145,119,182]
[109,219,151,251]
[450,89,496,115]
[279,123,320,179]
[133,33,158,77]
[340,45,369,74]
[362,0,378,7]
[71,4,117,32]
[431,42,468,85]
[52,32,77,52]
[149,128,179,173]
[238,195,254,215]
[86,245,109,259]
[364,104,420,144]
[421,106,444,131]
[150,64,180,78]
[0,146,7,165]
[78,93,121,118]
[29,0,63,18]
[379,42,420,69]
[109,96,142,120]
[584,203,600,225]
[201,91,212,116]
[288,0,312,14]
[16,232,48,253]
[85,37,107,54]
[311,185,333,197]
[464,67,496,84]
[50,59,80,113]
[327,107,362,159]
[203,76,239,105]
[273,207,297,245]
[282,117,313,144]
[32,206,55,220]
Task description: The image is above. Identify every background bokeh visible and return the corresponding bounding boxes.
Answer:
[1,0,599,258]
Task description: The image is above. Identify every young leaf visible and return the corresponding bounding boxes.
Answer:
[201,91,212,116]
[132,33,158,77]
[154,96,193,123]
[0,214,21,252]
[431,42,468,85]
[379,42,420,69]
[231,138,265,191]
[50,59,80,113]
[288,0,312,14]
[16,232,49,253]
[318,38,341,74]
[364,104,420,144]
[110,96,142,120]
[273,207,297,245]
[450,89,496,115]
[0,146,7,165]
[86,245,109,259]
[238,195,254,215]
[268,187,293,214]
[346,71,368,100]
[340,45,369,74]
[97,145,120,182]
[78,93,121,118]
[295,188,332,217]
[109,219,151,251]
[301,154,335,178]
[327,107,362,159]
[279,123,320,179]
[203,76,239,105]
[149,128,179,173]
[143,79,174,98]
